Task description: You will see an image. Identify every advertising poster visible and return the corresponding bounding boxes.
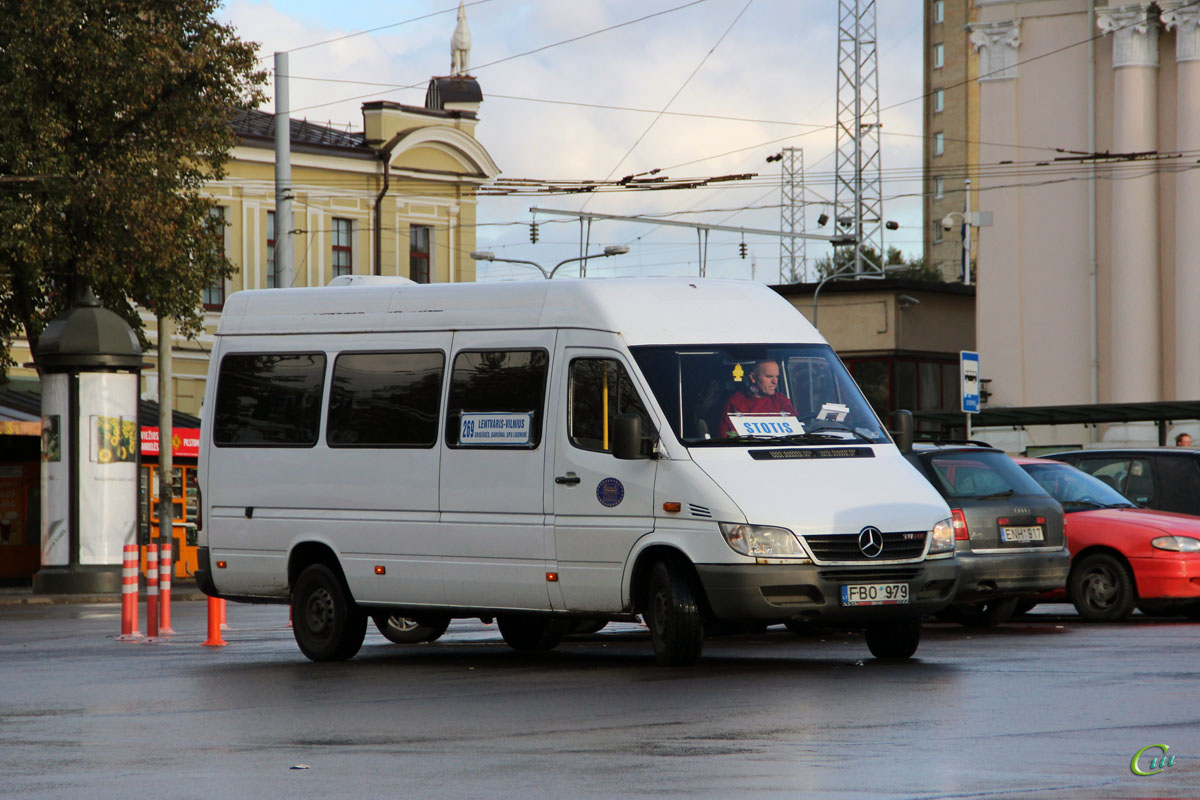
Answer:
[40,373,70,566]
[78,372,138,566]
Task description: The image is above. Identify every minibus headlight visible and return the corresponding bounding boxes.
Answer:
[929,518,956,554]
[719,523,807,558]
[1151,535,1200,553]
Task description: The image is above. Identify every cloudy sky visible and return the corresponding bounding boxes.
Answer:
[217,0,927,282]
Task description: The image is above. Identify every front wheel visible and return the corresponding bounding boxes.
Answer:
[644,560,704,666]
[292,563,367,662]
[372,613,451,644]
[865,618,922,659]
[1070,553,1136,621]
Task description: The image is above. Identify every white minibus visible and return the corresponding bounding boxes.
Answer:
[196,277,958,665]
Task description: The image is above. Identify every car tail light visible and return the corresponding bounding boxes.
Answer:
[951,508,970,540]
[997,517,1009,526]
[1036,516,1046,524]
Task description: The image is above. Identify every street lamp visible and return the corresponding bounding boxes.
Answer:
[470,245,629,279]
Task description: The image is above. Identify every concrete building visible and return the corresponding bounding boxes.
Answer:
[773,278,976,430]
[924,0,982,282]
[927,1,1199,450]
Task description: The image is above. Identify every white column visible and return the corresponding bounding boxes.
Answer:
[1163,3,1200,399]
[1098,4,1161,402]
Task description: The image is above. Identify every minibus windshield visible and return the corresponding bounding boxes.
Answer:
[630,344,890,447]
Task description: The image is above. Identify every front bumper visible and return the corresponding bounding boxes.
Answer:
[1131,555,1200,600]
[951,548,1070,602]
[694,557,960,624]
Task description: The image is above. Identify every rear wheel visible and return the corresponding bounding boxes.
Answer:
[496,615,568,652]
[372,613,451,644]
[644,560,704,666]
[1069,553,1136,621]
[865,618,922,659]
[936,597,1020,627]
[292,563,367,662]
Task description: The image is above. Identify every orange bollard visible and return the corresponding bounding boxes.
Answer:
[219,598,229,631]
[118,544,142,641]
[145,543,160,641]
[202,596,227,647]
[159,541,175,635]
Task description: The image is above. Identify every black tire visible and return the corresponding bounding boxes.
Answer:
[644,560,705,666]
[1069,553,1136,621]
[292,563,367,662]
[936,597,1021,628]
[496,615,568,652]
[372,613,451,644]
[568,618,608,635]
[865,618,922,659]
[1182,603,1200,621]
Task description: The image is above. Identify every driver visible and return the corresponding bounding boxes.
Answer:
[719,360,798,437]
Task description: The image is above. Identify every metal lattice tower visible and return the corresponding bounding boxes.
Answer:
[834,0,883,276]
[778,147,806,283]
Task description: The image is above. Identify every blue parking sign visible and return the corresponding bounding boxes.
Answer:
[961,351,980,414]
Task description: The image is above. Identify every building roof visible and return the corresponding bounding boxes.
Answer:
[771,276,976,298]
[914,400,1200,430]
[232,108,372,153]
[0,379,201,435]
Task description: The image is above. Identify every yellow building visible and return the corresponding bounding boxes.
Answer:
[4,77,499,418]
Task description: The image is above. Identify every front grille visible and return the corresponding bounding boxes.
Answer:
[820,568,923,582]
[802,531,927,562]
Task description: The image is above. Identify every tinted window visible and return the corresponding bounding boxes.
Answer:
[569,359,652,453]
[327,352,444,447]
[1157,456,1200,513]
[214,353,326,446]
[446,350,548,448]
[922,450,1048,499]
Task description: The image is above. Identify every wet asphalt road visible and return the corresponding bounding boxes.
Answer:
[0,600,1197,800]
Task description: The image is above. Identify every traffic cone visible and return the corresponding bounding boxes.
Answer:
[202,596,227,647]
[118,544,142,641]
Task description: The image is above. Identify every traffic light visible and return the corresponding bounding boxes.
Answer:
[529,222,539,244]
[739,241,747,259]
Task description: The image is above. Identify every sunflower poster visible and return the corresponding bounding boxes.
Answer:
[90,414,137,464]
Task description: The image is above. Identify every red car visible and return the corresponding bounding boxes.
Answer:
[1014,457,1200,621]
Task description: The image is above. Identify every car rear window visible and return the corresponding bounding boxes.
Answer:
[923,450,1049,499]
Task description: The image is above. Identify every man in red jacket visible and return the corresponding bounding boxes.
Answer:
[719,360,798,437]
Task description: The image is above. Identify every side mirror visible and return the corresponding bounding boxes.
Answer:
[890,409,914,454]
[613,413,651,460]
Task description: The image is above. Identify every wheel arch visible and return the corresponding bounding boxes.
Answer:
[288,541,351,595]
[627,544,709,617]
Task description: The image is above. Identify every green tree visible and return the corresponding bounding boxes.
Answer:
[0,0,266,372]
[806,245,945,282]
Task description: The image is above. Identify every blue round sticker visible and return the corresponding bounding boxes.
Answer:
[596,477,625,508]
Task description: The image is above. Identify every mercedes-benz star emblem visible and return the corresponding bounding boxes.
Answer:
[858,526,884,558]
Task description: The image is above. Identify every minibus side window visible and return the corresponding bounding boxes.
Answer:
[213,353,326,447]
[568,359,652,453]
[445,350,548,448]
[327,351,444,448]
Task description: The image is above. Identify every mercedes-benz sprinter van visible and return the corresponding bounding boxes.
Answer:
[196,277,958,665]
